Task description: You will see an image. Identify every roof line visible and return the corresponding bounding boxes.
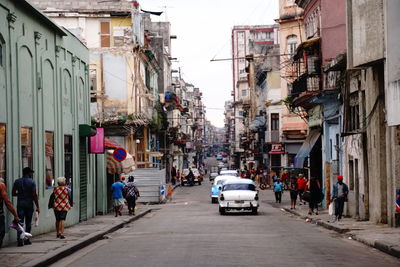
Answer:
[17,0,67,36]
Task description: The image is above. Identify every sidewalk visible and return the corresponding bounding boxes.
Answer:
[260,189,400,259]
[0,206,152,267]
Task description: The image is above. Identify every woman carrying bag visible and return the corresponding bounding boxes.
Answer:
[51,177,72,239]
[307,177,321,215]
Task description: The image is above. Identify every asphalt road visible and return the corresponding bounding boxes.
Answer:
[53,165,399,267]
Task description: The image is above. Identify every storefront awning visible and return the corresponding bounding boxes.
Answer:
[294,129,321,168]
[106,150,136,175]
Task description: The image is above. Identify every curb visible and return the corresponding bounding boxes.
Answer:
[351,235,400,259]
[282,207,400,259]
[22,209,152,267]
[282,207,350,234]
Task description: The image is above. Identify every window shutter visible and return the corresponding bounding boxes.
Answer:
[100,21,111,47]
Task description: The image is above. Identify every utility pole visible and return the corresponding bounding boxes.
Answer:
[246,54,256,120]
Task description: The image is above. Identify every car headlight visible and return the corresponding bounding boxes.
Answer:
[220,194,224,201]
[255,194,259,201]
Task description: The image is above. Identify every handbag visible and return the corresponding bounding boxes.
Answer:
[48,192,55,209]
[302,190,311,202]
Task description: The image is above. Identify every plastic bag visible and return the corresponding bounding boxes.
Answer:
[328,202,334,216]
[9,221,33,240]
[34,211,39,227]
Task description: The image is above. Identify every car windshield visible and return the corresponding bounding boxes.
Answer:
[222,183,256,191]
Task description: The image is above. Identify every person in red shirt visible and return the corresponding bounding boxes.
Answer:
[0,178,20,248]
[297,174,307,204]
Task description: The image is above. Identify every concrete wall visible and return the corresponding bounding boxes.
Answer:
[385,0,400,126]
[349,0,385,67]
[363,66,388,224]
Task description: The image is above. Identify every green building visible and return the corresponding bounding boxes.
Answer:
[0,0,100,246]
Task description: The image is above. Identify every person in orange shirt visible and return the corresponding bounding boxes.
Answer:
[166,185,173,202]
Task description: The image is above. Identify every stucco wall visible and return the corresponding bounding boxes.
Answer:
[349,0,385,67]
[321,0,346,63]
[0,0,93,245]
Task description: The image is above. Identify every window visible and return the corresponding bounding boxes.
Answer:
[0,124,6,182]
[90,69,97,103]
[349,159,354,190]
[100,21,111,48]
[287,35,297,55]
[21,127,33,169]
[271,113,279,131]
[45,132,55,188]
[222,183,256,191]
[242,89,248,97]
[64,135,73,186]
[349,93,360,131]
[271,154,281,167]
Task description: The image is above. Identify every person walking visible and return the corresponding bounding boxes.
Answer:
[332,175,349,222]
[177,169,181,184]
[289,176,298,209]
[307,177,321,215]
[171,166,177,185]
[124,176,139,216]
[187,168,195,186]
[12,167,39,247]
[52,177,72,239]
[297,174,307,205]
[111,177,125,217]
[273,178,284,203]
[0,178,20,249]
[166,184,173,202]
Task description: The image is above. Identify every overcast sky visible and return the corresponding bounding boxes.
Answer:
[143,0,279,128]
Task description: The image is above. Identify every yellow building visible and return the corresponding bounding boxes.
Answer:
[276,0,308,167]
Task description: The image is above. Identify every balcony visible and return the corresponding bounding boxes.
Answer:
[290,75,321,110]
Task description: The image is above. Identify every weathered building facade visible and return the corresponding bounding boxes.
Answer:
[345,0,400,226]
[231,24,279,170]
[0,0,95,246]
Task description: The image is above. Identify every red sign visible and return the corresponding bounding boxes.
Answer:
[90,128,105,154]
[269,143,285,155]
[113,147,127,162]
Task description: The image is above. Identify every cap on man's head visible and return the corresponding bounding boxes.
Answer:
[337,175,343,180]
[23,167,34,175]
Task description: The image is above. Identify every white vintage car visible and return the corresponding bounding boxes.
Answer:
[219,170,239,177]
[218,179,259,215]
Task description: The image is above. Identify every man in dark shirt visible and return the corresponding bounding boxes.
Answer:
[0,178,20,249]
[12,167,40,247]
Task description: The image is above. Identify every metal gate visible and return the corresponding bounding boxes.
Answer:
[79,137,88,221]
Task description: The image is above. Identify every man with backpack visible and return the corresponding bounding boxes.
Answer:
[124,176,140,216]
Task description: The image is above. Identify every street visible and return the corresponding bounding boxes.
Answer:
[52,180,399,267]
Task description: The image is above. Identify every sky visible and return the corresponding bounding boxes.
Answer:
[143,0,279,128]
